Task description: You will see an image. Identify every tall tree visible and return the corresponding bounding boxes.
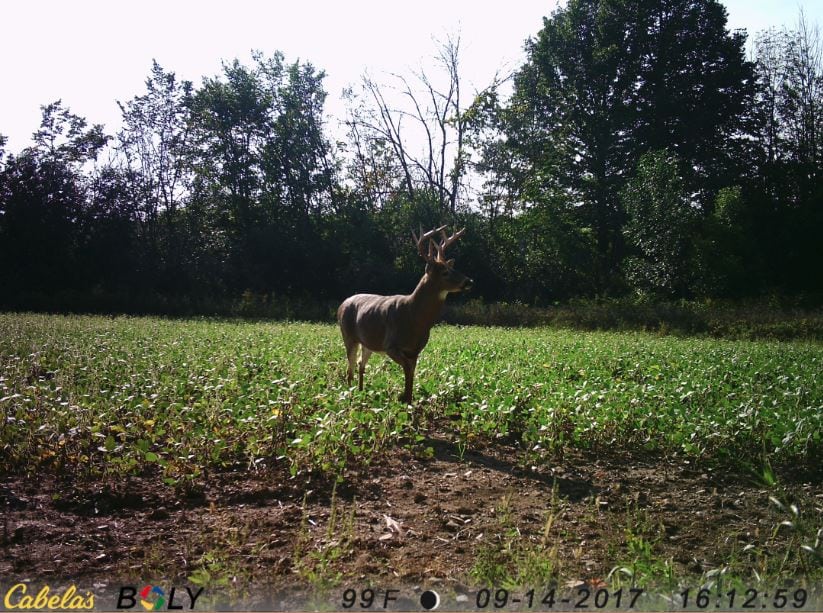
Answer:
[260,53,337,220]
[750,13,823,294]
[189,57,269,236]
[493,0,754,290]
[188,52,336,294]
[116,61,194,293]
[635,0,754,198]
[753,15,822,199]
[117,61,193,234]
[500,0,644,289]
[0,103,108,298]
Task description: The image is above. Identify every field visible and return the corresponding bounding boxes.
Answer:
[1,313,822,607]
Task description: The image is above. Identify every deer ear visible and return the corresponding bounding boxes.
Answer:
[425,260,445,274]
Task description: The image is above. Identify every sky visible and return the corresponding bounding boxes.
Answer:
[1,0,821,153]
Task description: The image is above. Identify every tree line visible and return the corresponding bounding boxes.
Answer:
[1,0,822,316]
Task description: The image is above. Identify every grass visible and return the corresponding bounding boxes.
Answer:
[292,484,358,590]
[1,312,821,481]
[470,488,562,588]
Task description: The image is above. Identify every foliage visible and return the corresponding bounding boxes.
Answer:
[186,52,338,295]
[1,314,820,483]
[621,150,699,297]
[747,17,823,296]
[444,298,823,341]
[483,0,755,292]
[0,102,110,295]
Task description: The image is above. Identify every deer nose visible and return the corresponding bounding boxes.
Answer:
[463,277,474,290]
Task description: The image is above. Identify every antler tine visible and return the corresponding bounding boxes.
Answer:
[435,227,466,261]
[412,225,447,261]
[428,239,438,262]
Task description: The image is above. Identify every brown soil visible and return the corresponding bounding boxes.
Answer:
[1,434,821,610]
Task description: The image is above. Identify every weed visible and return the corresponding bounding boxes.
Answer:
[470,487,562,588]
[292,483,356,589]
[736,495,823,581]
[607,500,675,590]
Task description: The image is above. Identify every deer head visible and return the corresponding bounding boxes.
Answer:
[412,225,473,296]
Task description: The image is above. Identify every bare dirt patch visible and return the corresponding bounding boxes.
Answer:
[2,433,821,608]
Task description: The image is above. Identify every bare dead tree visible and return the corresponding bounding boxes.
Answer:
[343,34,476,216]
[753,11,823,173]
[790,10,822,172]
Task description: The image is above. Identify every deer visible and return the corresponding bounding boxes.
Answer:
[337,226,473,404]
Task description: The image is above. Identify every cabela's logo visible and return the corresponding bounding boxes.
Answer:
[116,586,203,611]
[3,584,94,610]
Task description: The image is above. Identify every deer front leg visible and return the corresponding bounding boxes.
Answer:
[387,347,417,404]
[401,357,417,404]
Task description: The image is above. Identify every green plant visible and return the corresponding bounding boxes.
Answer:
[292,484,356,589]
[1,313,821,481]
[470,488,562,588]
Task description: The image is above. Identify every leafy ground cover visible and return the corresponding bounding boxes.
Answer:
[1,313,821,605]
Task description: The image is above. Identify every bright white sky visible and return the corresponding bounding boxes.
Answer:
[2,0,821,153]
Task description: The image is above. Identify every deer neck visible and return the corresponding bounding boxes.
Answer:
[408,273,447,329]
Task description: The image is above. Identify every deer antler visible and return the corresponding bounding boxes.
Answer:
[412,225,466,264]
[434,227,466,262]
[412,225,447,262]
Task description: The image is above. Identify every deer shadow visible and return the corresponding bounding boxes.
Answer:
[419,435,598,503]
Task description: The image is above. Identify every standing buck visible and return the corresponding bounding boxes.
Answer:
[337,226,472,403]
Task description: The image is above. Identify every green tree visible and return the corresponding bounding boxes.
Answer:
[491,0,754,293]
[188,52,337,295]
[504,0,641,288]
[691,185,752,297]
[0,103,109,299]
[635,0,754,198]
[32,100,109,164]
[117,61,194,293]
[621,150,698,297]
[189,57,269,236]
[262,56,336,220]
[118,61,193,235]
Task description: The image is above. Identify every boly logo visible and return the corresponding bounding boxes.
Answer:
[3,584,95,610]
[116,586,203,611]
[139,586,165,611]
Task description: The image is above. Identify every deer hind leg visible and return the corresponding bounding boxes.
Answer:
[345,340,359,387]
[358,347,373,391]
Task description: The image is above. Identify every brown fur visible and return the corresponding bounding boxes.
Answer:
[338,260,471,403]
